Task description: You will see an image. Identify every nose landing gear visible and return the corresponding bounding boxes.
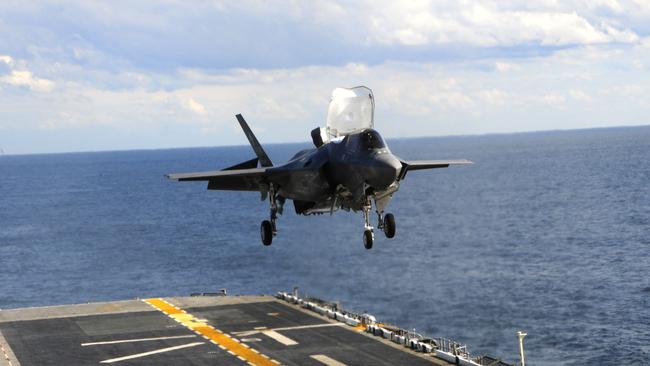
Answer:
[362,200,374,249]
[363,229,374,249]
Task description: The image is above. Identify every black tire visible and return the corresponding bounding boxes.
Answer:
[261,220,273,246]
[363,230,373,249]
[383,213,396,238]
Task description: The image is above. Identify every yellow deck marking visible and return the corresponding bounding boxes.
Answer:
[144,298,280,366]
[353,324,367,332]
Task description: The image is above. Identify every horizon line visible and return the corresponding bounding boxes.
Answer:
[2,123,648,157]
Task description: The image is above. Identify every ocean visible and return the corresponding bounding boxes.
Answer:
[1,126,649,365]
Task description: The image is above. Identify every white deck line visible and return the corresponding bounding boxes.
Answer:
[99,342,204,363]
[233,322,343,337]
[262,330,298,346]
[272,323,344,332]
[310,354,348,366]
[81,334,196,346]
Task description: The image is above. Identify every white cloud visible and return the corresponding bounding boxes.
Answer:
[540,93,567,106]
[1,1,647,75]
[0,59,55,92]
[1,1,650,153]
[478,89,510,106]
[1,54,55,92]
[0,55,14,66]
[569,90,593,102]
[4,44,646,134]
[495,62,521,72]
[364,1,641,47]
[183,97,207,115]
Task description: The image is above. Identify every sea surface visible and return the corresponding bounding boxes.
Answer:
[1,126,649,365]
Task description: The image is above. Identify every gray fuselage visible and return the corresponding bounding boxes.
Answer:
[269,129,402,214]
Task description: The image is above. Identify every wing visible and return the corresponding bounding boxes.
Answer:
[398,159,472,180]
[167,168,268,191]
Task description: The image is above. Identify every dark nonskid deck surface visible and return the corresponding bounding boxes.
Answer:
[0,296,449,366]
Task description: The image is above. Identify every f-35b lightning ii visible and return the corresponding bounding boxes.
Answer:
[167,86,471,249]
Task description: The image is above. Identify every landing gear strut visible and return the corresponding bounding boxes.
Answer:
[260,184,280,246]
[362,198,374,249]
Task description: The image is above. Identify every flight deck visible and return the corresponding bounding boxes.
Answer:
[0,293,512,366]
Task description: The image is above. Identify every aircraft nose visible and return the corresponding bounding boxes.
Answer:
[368,154,401,190]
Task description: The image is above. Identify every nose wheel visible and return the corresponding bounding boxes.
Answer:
[363,230,374,249]
[361,200,375,249]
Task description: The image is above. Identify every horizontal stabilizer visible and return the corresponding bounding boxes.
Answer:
[166,167,266,182]
[399,159,472,180]
[236,114,273,167]
[166,166,268,192]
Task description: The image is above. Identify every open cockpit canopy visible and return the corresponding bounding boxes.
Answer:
[326,86,374,138]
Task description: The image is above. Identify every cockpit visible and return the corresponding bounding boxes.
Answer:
[359,129,386,150]
[344,129,387,151]
[312,86,385,150]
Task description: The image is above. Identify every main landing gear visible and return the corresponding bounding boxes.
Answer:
[361,198,397,250]
[260,220,274,246]
[382,213,396,238]
[260,185,281,246]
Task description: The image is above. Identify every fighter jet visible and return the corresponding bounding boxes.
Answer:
[167,86,471,249]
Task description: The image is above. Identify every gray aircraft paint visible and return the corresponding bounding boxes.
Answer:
[167,114,470,248]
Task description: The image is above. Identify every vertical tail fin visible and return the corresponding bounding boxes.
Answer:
[235,114,273,167]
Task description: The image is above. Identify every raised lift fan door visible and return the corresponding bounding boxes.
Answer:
[326,86,374,138]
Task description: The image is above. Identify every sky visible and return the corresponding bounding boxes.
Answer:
[1,0,650,154]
